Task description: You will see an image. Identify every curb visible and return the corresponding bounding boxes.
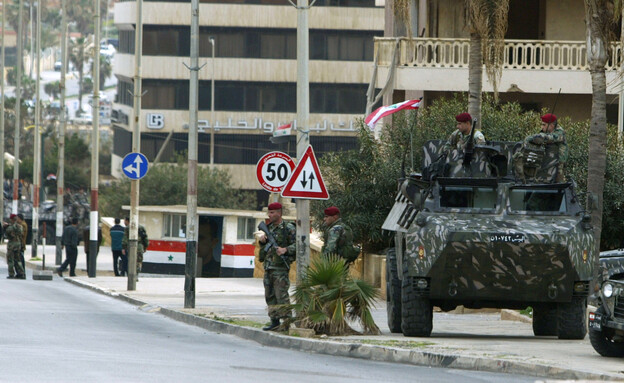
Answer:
[63,277,621,381]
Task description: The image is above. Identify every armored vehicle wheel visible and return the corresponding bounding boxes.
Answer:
[401,257,432,337]
[557,297,587,340]
[589,306,624,357]
[386,248,402,333]
[532,304,558,336]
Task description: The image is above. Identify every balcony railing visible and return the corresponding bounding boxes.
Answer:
[375,37,622,71]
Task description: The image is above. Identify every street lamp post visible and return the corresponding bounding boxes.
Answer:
[209,37,215,167]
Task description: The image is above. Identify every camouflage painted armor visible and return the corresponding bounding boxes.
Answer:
[322,218,355,261]
[6,223,24,277]
[513,126,568,183]
[443,129,485,153]
[258,220,296,321]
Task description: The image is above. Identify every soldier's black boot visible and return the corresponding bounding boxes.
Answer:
[262,319,280,331]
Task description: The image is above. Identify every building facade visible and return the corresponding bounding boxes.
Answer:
[111,0,384,199]
[376,0,621,124]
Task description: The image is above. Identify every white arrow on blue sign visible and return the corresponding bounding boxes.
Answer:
[122,152,149,180]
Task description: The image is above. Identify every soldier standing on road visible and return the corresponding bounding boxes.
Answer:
[443,112,485,153]
[321,206,360,265]
[257,202,296,331]
[16,214,28,271]
[4,214,25,279]
[110,218,125,276]
[57,218,80,277]
[122,217,149,280]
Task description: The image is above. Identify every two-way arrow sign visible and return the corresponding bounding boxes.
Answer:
[281,146,329,200]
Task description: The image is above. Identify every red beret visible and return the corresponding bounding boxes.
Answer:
[268,202,282,211]
[541,113,557,123]
[324,206,340,216]
[9,214,16,219]
[455,112,472,123]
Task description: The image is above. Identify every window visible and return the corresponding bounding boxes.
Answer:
[164,214,187,238]
[509,188,567,213]
[439,186,497,210]
[238,217,256,240]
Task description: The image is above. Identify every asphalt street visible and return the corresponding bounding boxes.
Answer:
[0,264,537,383]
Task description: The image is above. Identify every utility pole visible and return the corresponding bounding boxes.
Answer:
[184,0,200,309]
[1,0,5,226]
[128,0,143,291]
[13,0,23,215]
[291,0,313,283]
[56,0,68,266]
[89,0,101,277]
[32,0,41,259]
[209,36,215,167]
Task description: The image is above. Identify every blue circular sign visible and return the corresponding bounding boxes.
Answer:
[122,152,149,180]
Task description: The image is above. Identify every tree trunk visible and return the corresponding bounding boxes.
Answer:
[468,32,482,130]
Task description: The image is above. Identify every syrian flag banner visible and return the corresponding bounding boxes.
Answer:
[364,99,422,130]
[273,123,292,137]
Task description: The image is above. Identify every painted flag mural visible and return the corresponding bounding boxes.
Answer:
[364,98,422,130]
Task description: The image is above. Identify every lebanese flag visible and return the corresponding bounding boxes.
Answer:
[365,98,422,130]
[273,123,292,137]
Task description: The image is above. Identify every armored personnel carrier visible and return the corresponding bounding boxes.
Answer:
[382,138,594,339]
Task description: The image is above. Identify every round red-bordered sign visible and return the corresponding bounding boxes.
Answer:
[256,152,296,192]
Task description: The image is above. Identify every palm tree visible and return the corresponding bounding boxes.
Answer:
[289,256,380,336]
[583,0,619,290]
[90,54,112,91]
[69,37,88,113]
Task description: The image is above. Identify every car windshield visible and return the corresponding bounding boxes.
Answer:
[509,188,566,213]
[439,186,497,210]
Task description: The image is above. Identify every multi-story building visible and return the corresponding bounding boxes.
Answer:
[375,0,621,124]
[111,0,384,203]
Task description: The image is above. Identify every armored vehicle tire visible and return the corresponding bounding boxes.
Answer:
[589,306,624,357]
[401,256,432,337]
[557,297,587,340]
[532,304,558,336]
[386,248,402,333]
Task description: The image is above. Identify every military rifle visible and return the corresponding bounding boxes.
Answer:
[462,118,478,166]
[258,221,290,270]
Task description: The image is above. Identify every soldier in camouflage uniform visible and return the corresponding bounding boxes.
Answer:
[321,206,359,265]
[122,217,149,280]
[443,112,485,153]
[513,113,568,183]
[4,214,25,279]
[258,202,296,331]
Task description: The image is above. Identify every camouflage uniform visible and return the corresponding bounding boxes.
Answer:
[258,220,296,321]
[322,218,357,263]
[513,126,568,183]
[6,222,24,278]
[443,129,485,153]
[122,225,148,275]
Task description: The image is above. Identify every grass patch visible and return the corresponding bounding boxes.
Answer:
[352,339,435,348]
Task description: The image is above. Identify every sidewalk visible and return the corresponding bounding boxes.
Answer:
[10,245,624,381]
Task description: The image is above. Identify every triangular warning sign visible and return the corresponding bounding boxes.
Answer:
[281,146,329,200]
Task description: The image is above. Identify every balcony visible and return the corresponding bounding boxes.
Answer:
[374,37,623,94]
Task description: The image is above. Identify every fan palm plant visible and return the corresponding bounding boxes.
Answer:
[290,256,380,336]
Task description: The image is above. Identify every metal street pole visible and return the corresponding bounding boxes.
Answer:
[209,36,215,167]
[0,0,5,226]
[56,0,68,265]
[184,0,200,309]
[13,0,23,215]
[89,0,101,277]
[32,0,41,260]
[294,0,312,283]
[128,0,143,291]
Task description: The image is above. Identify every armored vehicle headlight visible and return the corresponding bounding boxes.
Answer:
[602,282,614,298]
[417,278,428,289]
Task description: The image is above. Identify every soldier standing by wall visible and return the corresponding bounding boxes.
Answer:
[321,206,360,265]
[122,217,149,280]
[257,202,296,331]
[4,214,25,279]
[16,214,27,271]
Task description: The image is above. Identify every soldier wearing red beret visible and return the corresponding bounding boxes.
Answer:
[321,206,360,265]
[443,112,485,154]
[521,113,568,182]
[257,201,296,331]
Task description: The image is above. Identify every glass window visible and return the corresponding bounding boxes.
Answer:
[164,214,187,238]
[440,186,497,210]
[509,188,567,213]
[237,217,256,240]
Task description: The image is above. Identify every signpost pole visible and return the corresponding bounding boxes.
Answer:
[89,0,101,277]
[56,0,68,266]
[13,0,23,215]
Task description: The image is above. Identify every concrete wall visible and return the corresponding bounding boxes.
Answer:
[544,0,585,41]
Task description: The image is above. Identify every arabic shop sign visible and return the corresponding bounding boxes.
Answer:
[145,113,358,133]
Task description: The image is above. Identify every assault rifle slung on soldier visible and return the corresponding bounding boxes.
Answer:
[258,221,290,271]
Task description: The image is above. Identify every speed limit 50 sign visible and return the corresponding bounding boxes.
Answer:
[256,152,296,192]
